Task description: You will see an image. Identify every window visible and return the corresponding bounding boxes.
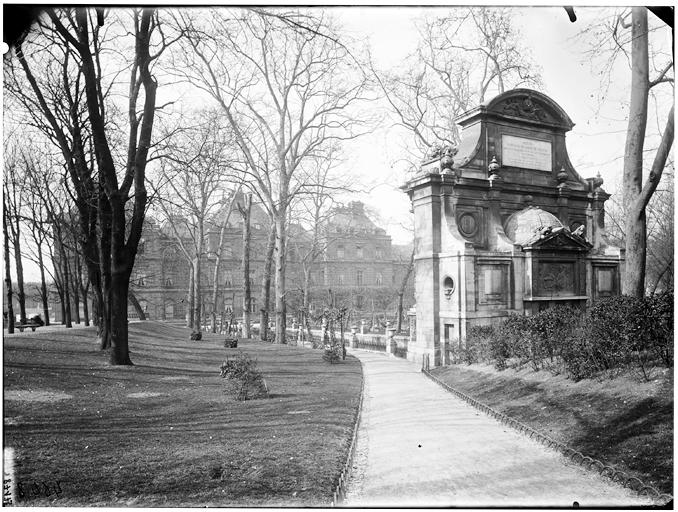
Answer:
[355,295,364,309]
[376,273,383,286]
[249,298,257,313]
[356,270,363,286]
[356,246,363,259]
[337,245,345,258]
[319,270,325,285]
[224,271,233,288]
[338,274,345,285]
[254,223,262,230]
[165,277,173,287]
[224,246,233,258]
[375,247,383,259]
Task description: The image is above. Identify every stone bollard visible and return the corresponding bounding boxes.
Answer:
[350,327,358,349]
[386,328,397,356]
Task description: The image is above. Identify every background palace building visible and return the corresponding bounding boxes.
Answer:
[126,198,414,328]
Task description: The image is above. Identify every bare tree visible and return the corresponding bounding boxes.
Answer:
[208,188,240,333]
[3,196,16,333]
[3,145,28,325]
[237,193,253,338]
[153,110,240,331]
[176,8,374,343]
[618,8,674,296]
[8,7,175,363]
[372,7,541,161]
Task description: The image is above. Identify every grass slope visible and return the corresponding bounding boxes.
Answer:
[430,364,673,495]
[3,322,362,506]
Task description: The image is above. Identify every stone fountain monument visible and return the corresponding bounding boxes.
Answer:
[402,89,624,367]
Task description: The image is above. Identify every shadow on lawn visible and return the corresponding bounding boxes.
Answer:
[569,397,673,491]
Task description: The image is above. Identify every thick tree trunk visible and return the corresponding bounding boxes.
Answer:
[99,190,112,349]
[274,210,288,344]
[259,222,275,341]
[81,280,90,326]
[622,8,650,297]
[109,273,133,365]
[240,194,252,339]
[4,212,15,333]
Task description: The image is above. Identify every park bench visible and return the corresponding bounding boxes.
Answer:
[16,322,41,332]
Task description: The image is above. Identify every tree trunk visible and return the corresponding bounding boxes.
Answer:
[128,289,147,321]
[37,244,50,326]
[187,267,195,328]
[12,220,27,325]
[239,194,252,339]
[71,254,81,324]
[259,222,276,341]
[58,235,73,329]
[622,8,650,297]
[109,272,133,365]
[210,189,239,333]
[274,210,288,344]
[98,189,112,349]
[81,279,90,326]
[192,256,201,331]
[3,211,15,334]
[396,247,415,333]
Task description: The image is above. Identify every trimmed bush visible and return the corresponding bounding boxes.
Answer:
[190,331,202,341]
[224,338,238,348]
[30,314,45,327]
[452,295,673,381]
[219,352,268,401]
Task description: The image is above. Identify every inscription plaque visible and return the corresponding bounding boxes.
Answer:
[502,135,552,172]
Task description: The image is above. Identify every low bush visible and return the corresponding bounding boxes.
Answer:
[219,351,268,401]
[190,331,202,341]
[30,314,45,326]
[322,343,342,364]
[453,295,673,381]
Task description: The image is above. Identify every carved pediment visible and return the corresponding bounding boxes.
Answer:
[496,95,556,124]
[524,227,592,251]
[483,89,575,131]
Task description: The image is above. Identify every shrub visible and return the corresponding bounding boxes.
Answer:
[462,325,496,365]
[190,331,202,341]
[643,292,673,368]
[219,352,268,401]
[224,338,238,348]
[322,343,342,364]
[30,314,44,326]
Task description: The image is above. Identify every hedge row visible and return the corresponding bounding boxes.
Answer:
[456,293,673,381]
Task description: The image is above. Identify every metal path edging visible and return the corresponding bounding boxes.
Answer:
[420,356,672,506]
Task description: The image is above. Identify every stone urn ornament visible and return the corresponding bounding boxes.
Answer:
[439,144,458,176]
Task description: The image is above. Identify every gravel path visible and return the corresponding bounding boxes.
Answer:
[343,350,651,508]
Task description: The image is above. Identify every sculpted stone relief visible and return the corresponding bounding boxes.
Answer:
[497,95,555,124]
[537,262,575,295]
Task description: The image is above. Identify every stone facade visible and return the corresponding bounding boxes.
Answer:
[403,89,623,367]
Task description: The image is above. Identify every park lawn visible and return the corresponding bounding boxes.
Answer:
[430,363,673,495]
[3,321,362,506]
